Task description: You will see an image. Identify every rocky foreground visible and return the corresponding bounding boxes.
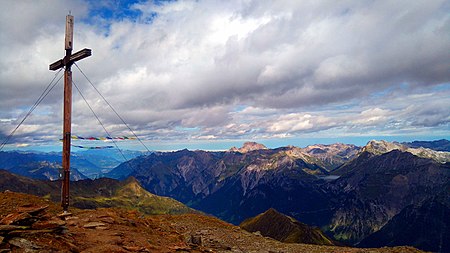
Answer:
[0,191,425,253]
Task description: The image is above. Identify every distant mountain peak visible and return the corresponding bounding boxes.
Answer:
[362,140,407,155]
[362,140,450,163]
[403,139,450,152]
[230,142,268,153]
[119,176,148,197]
[240,208,336,246]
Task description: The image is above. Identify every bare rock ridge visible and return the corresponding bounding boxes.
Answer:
[403,139,450,152]
[362,140,450,163]
[240,208,336,246]
[302,143,360,170]
[230,141,268,153]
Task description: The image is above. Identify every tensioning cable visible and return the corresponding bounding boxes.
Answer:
[72,79,132,165]
[0,68,64,151]
[74,62,151,153]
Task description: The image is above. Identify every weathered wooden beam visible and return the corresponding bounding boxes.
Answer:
[70,48,92,63]
[49,14,92,212]
[49,48,91,71]
[65,15,74,50]
[49,59,64,71]
[61,69,72,210]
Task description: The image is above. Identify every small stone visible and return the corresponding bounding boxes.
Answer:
[0,225,29,232]
[99,216,115,224]
[8,237,40,250]
[198,229,209,235]
[0,212,32,225]
[66,220,78,226]
[83,221,107,228]
[8,229,54,236]
[64,215,79,220]
[61,240,80,252]
[170,246,192,251]
[57,212,73,220]
[190,235,202,246]
[252,231,262,236]
[122,245,143,251]
[17,205,48,215]
[32,219,66,230]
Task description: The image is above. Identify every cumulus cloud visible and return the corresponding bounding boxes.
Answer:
[0,0,449,148]
[267,113,335,133]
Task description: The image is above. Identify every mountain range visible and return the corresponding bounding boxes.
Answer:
[1,139,448,252]
[0,149,146,180]
[104,139,450,251]
[403,139,450,152]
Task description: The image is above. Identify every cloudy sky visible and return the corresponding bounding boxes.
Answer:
[0,0,449,151]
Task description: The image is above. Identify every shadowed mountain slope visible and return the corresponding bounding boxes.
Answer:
[326,149,450,244]
[358,188,450,253]
[240,208,336,246]
[0,170,194,215]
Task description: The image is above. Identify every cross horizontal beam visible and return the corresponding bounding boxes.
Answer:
[49,48,92,71]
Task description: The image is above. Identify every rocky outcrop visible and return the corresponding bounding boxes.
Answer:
[0,203,66,252]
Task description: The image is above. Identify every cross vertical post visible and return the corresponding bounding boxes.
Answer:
[49,14,92,212]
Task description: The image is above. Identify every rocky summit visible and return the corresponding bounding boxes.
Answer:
[229,141,268,153]
[361,140,450,163]
[0,191,425,253]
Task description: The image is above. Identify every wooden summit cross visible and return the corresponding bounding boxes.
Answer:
[49,14,91,211]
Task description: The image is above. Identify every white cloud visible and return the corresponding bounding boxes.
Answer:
[352,108,391,126]
[1,0,449,148]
